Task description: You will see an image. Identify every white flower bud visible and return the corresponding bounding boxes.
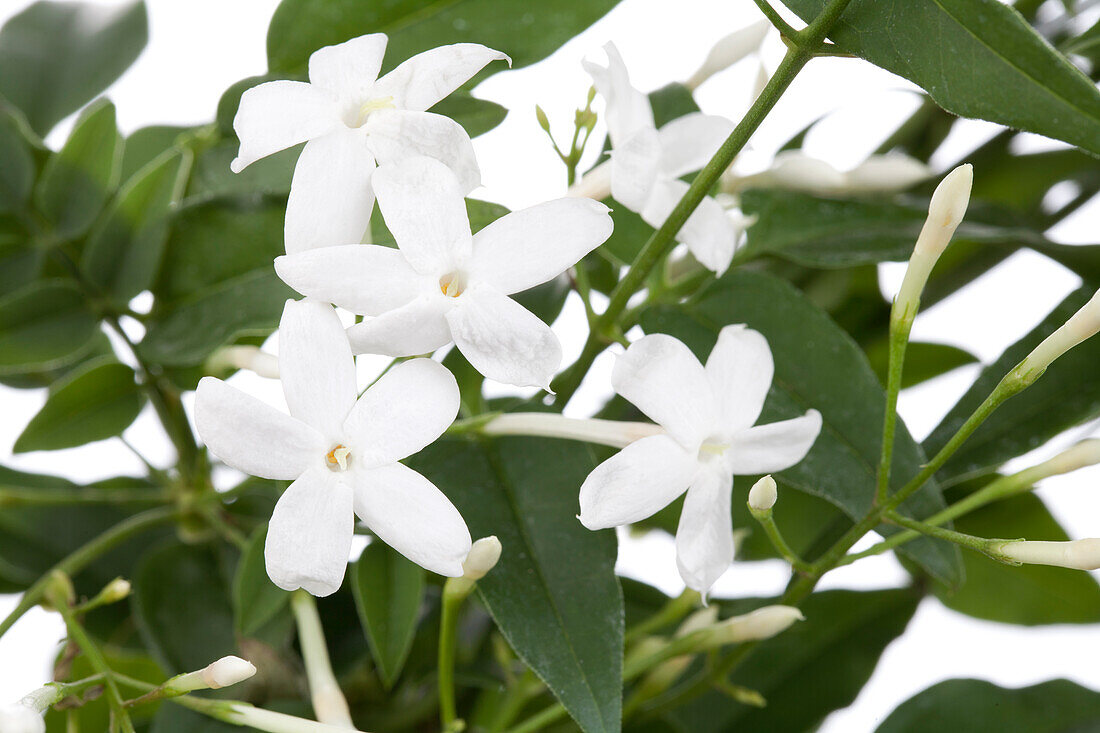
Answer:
[706,605,804,647]
[755,151,847,193]
[996,539,1100,571]
[1017,289,1100,378]
[676,606,719,637]
[918,163,973,253]
[101,578,131,603]
[206,345,280,379]
[567,159,612,201]
[0,704,45,733]
[686,20,770,90]
[462,536,503,581]
[482,412,664,449]
[843,153,932,193]
[748,475,777,513]
[202,656,257,689]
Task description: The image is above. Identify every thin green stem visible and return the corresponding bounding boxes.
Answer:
[624,589,700,644]
[290,591,354,728]
[752,0,800,38]
[883,510,1001,555]
[0,507,176,639]
[876,313,913,505]
[439,577,475,731]
[0,487,169,507]
[752,509,811,573]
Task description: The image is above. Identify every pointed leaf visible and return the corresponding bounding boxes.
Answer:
[351,542,425,689]
[0,279,98,375]
[232,525,292,637]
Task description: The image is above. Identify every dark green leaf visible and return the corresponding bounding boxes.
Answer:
[0,108,35,213]
[0,279,98,375]
[122,125,192,182]
[430,92,508,138]
[1063,17,1100,63]
[672,589,920,732]
[877,679,1100,732]
[351,541,425,688]
[866,340,978,390]
[82,149,192,304]
[0,239,43,298]
[14,358,143,452]
[132,541,238,673]
[0,1,148,136]
[35,99,121,238]
[934,490,1100,624]
[409,436,623,733]
[186,142,298,201]
[232,525,291,637]
[781,0,1100,155]
[925,287,1100,484]
[642,270,962,584]
[267,0,620,76]
[141,270,294,368]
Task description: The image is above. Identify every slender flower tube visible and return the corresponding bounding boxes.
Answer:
[480,412,664,448]
[224,703,373,733]
[727,151,932,196]
[1033,439,1100,477]
[578,326,822,594]
[995,539,1100,570]
[206,345,280,379]
[1016,289,1100,380]
[232,34,508,253]
[685,20,771,90]
[699,605,804,648]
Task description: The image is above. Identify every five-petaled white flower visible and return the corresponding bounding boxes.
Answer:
[578,326,822,594]
[274,156,614,390]
[232,34,508,254]
[584,43,741,274]
[195,299,471,596]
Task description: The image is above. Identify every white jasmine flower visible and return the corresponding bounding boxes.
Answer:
[232,34,508,254]
[578,326,822,594]
[195,299,470,595]
[0,703,44,733]
[583,43,741,274]
[275,156,614,390]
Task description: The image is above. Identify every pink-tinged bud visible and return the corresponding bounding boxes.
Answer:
[462,536,502,580]
[748,475,777,513]
[996,539,1100,571]
[202,656,257,689]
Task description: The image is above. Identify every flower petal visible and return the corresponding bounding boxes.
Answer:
[612,333,714,449]
[265,467,354,596]
[610,127,662,212]
[468,198,613,294]
[373,43,509,112]
[195,377,324,480]
[365,109,481,193]
[352,462,471,576]
[231,80,338,173]
[726,410,823,475]
[284,127,376,254]
[705,325,774,434]
[583,42,654,146]
[641,178,738,274]
[675,467,733,594]
[578,434,698,529]
[446,285,561,389]
[275,245,420,316]
[344,358,459,467]
[371,155,473,274]
[308,33,388,102]
[346,297,453,356]
[279,299,357,437]
[657,112,736,178]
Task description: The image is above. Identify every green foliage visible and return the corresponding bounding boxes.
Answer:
[410,436,623,733]
[233,525,291,637]
[352,542,426,689]
[0,1,148,136]
[780,0,1100,155]
[0,107,36,213]
[14,357,144,453]
[866,341,978,390]
[877,679,1100,732]
[0,279,99,375]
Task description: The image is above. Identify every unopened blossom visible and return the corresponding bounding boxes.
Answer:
[578,326,822,594]
[583,43,741,274]
[728,150,932,195]
[747,475,777,513]
[995,538,1100,571]
[0,703,44,733]
[685,20,770,90]
[275,156,614,389]
[232,34,508,254]
[196,299,470,595]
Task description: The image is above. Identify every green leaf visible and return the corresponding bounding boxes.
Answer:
[925,287,1100,484]
[187,141,299,201]
[1063,17,1100,64]
[267,0,621,75]
[0,1,148,136]
[0,108,35,213]
[82,148,192,304]
[866,340,978,390]
[934,489,1100,625]
[132,541,238,673]
[232,525,291,637]
[14,357,143,453]
[672,589,920,732]
[35,99,121,239]
[141,269,294,368]
[409,436,623,733]
[642,269,962,584]
[351,541,425,689]
[877,679,1100,732]
[780,0,1100,155]
[121,125,192,181]
[430,92,508,139]
[0,239,44,298]
[0,279,98,375]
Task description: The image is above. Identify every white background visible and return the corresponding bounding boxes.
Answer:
[2,0,1100,730]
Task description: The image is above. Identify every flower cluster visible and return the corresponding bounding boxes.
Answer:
[196,32,823,598]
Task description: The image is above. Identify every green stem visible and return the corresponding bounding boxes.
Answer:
[883,510,1001,555]
[876,312,913,505]
[752,509,811,572]
[0,487,169,506]
[624,589,700,644]
[752,0,800,38]
[0,507,176,639]
[439,577,475,730]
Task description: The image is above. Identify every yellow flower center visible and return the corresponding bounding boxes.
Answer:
[325,444,351,472]
[439,273,466,298]
[353,96,395,127]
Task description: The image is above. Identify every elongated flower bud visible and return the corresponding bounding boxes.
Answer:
[996,539,1100,570]
[893,164,973,322]
[1016,289,1100,379]
[703,605,804,648]
[206,345,280,379]
[225,702,371,733]
[686,20,770,90]
[462,536,502,580]
[748,475,777,513]
[166,656,256,694]
[1034,439,1100,477]
[843,153,931,193]
[481,412,664,449]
